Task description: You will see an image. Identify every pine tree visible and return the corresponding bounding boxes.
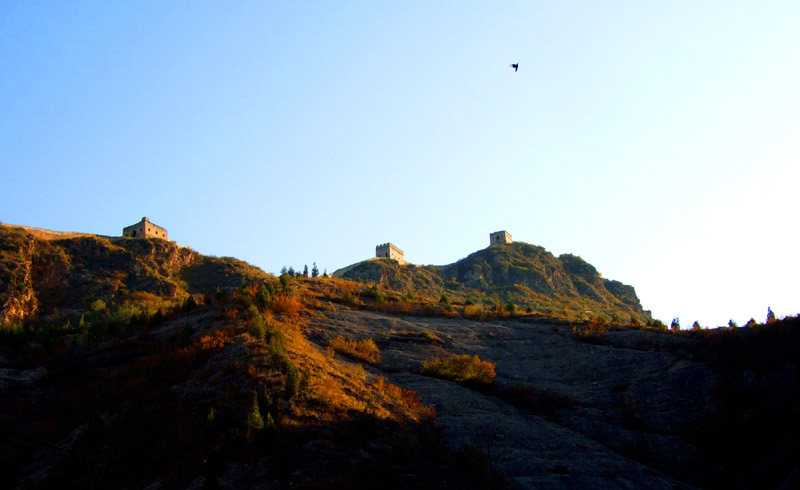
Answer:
[247,391,264,432]
[311,262,319,278]
[670,317,680,331]
[767,307,776,324]
[285,363,300,399]
[303,265,309,278]
[506,301,517,315]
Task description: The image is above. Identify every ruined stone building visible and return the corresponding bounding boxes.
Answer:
[122,217,168,240]
[376,243,404,264]
[490,230,512,246]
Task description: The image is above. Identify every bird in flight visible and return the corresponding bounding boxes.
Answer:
[509,62,519,72]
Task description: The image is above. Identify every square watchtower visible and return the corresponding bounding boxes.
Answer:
[376,243,404,264]
[123,217,169,240]
[489,230,512,246]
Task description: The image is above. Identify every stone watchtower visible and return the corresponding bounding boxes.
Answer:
[376,243,405,264]
[489,230,512,246]
[122,217,168,240]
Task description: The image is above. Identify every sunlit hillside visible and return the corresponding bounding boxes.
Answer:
[1,224,799,489]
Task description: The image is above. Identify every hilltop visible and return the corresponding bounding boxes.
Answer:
[335,242,648,323]
[1,223,799,489]
[0,223,268,326]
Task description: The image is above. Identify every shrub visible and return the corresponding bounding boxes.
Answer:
[198,331,227,350]
[340,289,360,306]
[363,285,386,304]
[270,293,302,318]
[329,336,381,364]
[464,304,482,318]
[375,376,435,420]
[421,354,496,385]
[90,299,107,312]
[573,320,609,342]
[284,362,301,399]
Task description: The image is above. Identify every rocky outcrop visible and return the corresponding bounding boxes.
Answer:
[0,225,267,324]
[339,242,649,321]
[307,309,715,489]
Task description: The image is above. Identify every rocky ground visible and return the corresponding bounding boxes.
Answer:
[307,309,719,489]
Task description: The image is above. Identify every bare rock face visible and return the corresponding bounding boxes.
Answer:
[308,310,717,489]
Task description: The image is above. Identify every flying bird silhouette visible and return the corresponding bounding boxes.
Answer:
[509,62,519,72]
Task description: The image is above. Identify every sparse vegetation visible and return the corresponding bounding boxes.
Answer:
[422,354,496,386]
[329,335,382,364]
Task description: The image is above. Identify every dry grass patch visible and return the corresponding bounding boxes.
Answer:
[271,293,303,318]
[329,335,381,364]
[422,354,496,386]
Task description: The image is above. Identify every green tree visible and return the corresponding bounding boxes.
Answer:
[279,273,291,292]
[311,262,319,278]
[728,319,738,328]
[670,317,680,331]
[249,315,267,340]
[285,362,301,399]
[691,321,702,331]
[247,391,264,432]
[303,265,309,278]
[767,307,776,324]
[256,284,272,310]
[506,301,517,315]
[182,295,197,311]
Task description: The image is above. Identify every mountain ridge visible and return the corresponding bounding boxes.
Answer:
[336,242,648,322]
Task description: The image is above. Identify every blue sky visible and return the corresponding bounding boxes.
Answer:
[2,1,798,327]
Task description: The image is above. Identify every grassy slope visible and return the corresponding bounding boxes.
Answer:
[339,243,647,322]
